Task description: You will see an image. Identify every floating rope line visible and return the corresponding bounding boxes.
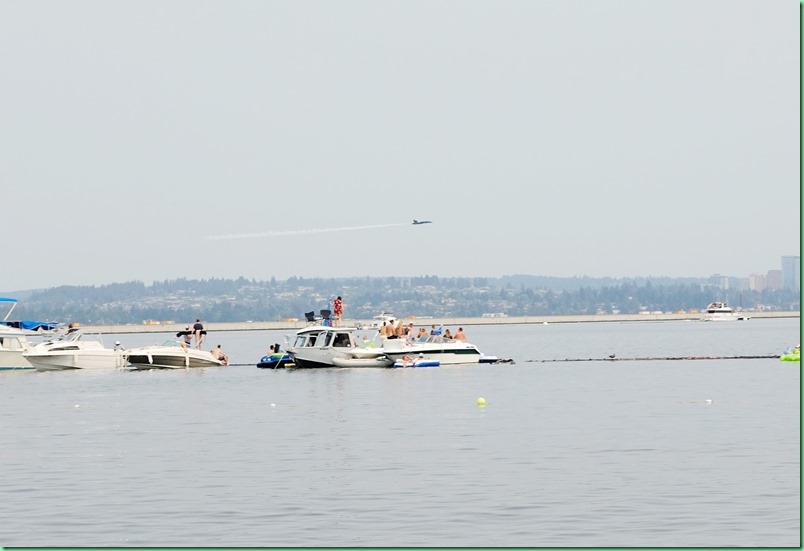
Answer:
[527,355,780,363]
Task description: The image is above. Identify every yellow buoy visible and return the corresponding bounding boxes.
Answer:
[477,397,486,406]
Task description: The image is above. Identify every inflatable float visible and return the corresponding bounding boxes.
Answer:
[393,358,440,368]
[257,352,293,369]
[780,346,800,362]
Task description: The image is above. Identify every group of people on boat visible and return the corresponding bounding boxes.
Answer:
[178,319,207,350]
[376,320,468,343]
[177,319,229,365]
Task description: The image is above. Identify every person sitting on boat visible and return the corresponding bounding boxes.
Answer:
[416,327,428,341]
[454,327,467,342]
[211,344,229,365]
[443,328,452,340]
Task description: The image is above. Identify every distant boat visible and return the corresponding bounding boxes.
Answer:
[700,301,749,322]
[412,219,432,225]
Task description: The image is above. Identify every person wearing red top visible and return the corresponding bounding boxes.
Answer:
[333,296,343,326]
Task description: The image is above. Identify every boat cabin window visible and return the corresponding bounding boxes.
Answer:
[293,331,326,348]
[333,333,352,348]
[0,336,25,351]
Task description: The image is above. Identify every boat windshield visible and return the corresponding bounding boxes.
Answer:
[293,331,324,348]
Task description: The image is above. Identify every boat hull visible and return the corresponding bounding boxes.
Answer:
[381,338,482,365]
[124,344,224,369]
[0,350,34,370]
[26,350,126,371]
[332,356,393,368]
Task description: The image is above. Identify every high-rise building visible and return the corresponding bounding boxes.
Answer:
[781,256,800,290]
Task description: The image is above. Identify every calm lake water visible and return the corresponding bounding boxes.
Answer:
[1,318,799,547]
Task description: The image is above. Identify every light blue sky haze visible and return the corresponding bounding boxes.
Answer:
[1,0,799,291]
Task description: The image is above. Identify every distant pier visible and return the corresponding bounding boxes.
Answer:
[76,311,800,335]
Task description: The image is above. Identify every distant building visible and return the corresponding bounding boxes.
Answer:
[708,274,730,289]
[748,273,766,292]
[766,270,783,290]
[781,255,800,290]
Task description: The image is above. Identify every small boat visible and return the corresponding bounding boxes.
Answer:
[780,345,800,362]
[23,330,126,371]
[257,352,294,369]
[701,301,745,322]
[382,335,485,365]
[366,312,398,330]
[124,340,224,369]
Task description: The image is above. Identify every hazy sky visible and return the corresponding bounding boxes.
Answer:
[1,1,799,292]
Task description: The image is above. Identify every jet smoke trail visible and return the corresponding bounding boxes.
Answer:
[206,222,409,240]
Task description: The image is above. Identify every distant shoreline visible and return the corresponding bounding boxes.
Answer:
[73,311,800,335]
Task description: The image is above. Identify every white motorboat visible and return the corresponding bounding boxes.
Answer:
[701,301,748,321]
[381,335,484,365]
[0,324,36,370]
[287,325,390,368]
[365,312,398,330]
[0,297,51,370]
[124,340,224,369]
[23,330,126,371]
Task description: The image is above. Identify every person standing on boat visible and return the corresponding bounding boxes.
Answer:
[333,296,343,327]
[193,319,205,349]
[455,327,467,342]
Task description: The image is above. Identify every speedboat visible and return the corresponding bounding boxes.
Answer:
[287,325,391,368]
[381,335,484,365]
[124,340,224,369]
[700,301,745,322]
[23,330,126,371]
